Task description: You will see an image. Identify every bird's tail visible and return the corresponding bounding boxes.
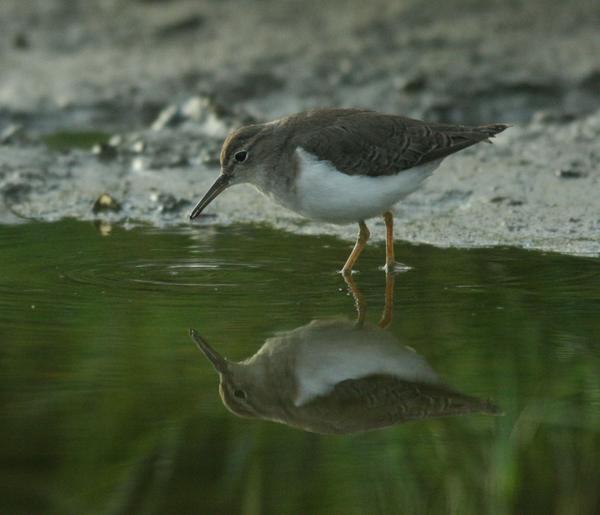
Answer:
[476,123,511,139]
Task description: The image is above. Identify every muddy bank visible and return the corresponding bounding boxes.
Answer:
[1,0,599,255]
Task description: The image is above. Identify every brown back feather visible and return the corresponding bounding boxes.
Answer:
[292,110,508,176]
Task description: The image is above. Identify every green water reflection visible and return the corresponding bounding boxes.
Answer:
[0,221,599,514]
[42,131,111,152]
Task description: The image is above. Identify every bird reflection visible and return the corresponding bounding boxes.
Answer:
[191,275,499,434]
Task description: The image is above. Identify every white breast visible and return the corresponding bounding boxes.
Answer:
[294,147,441,224]
[292,321,440,406]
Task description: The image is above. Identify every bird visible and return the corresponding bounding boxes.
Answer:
[189,108,508,273]
[190,319,499,434]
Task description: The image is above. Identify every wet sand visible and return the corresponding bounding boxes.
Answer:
[1,0,599,255]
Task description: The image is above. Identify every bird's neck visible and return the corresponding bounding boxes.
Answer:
[250,149,300,208]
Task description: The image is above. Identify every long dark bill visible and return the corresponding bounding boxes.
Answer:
[189,329,229,374]
[189,174,231,220]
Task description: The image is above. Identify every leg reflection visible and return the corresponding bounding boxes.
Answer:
[342,271,366,328]
[378,271,395,329]
[342,268,396,329]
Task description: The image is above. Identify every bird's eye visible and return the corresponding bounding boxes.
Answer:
[234,389,246,399]
[234,150,248,163]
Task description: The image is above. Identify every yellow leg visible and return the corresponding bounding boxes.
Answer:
[342,272,366,328]
[378,270,395,329]
[383,211,395,273]
[341,221,370,275]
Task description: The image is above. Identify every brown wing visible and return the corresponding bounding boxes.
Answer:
[297,110,508,177]
[294,375,500,434]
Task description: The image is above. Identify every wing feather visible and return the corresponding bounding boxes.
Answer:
[296,110,508,177]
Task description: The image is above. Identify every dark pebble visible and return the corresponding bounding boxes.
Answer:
[556,169,586,179]
[156,15,204,38]
[13,32,30,49]
[2,183,31,203]
[397,74,427,93]
[92,142,118,159]
[155,193,190,214]
[490,196,524,206]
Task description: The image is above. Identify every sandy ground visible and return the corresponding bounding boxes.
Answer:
[1,0,599,255]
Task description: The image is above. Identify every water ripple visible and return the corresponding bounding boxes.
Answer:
[60,258,258,292]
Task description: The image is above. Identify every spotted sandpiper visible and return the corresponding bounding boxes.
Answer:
[190,108,508,273]
[190,320,499,434]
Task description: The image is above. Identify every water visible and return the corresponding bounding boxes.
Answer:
[1,221,599,515]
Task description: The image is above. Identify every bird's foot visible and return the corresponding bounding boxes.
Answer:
[379,261,412,274]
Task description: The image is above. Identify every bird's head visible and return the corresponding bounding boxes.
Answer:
[189,329,262,419]
[189,123,273,219]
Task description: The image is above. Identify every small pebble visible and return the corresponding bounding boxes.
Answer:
[395,73,427,93]
[13,32,30,49]
[93,193,121,213]
[489,196,523,205]
[92,142,117,159]
[155,193,190,213]
[131,140,145,153]
[156,14,204,38]
[556,169,586,179]
[0,124,23,144]
[109,134,123,147]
